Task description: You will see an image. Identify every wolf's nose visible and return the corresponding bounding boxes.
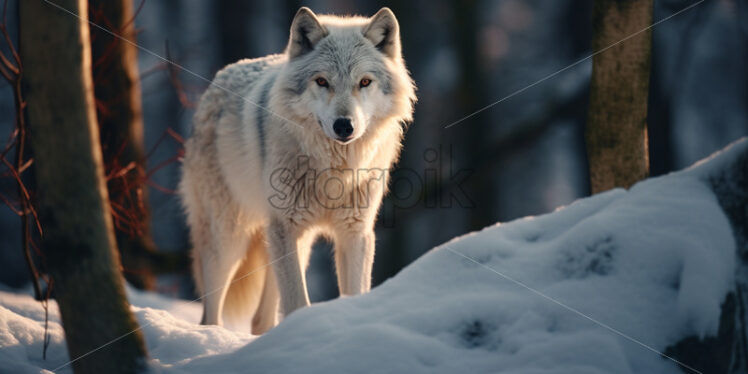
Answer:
[333,118,354,139]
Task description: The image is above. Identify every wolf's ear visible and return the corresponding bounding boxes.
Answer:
[287,7,328,58]
[363,8,401,60]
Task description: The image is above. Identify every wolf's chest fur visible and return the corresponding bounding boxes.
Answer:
[265,146,391,227]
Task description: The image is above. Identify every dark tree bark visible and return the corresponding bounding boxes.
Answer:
[19,0,148,372]
[216,0,252,64]
[89,0,160,290]
[450,0,494,230]
[585,0,653,193]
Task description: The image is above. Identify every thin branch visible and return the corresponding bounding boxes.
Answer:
[165,41,196,109]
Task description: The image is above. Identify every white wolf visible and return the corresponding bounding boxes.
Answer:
[180,7,416,333]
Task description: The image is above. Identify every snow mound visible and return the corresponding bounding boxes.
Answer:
[0,287,252,374]
[179,141,739,374]
[0,138,744,373]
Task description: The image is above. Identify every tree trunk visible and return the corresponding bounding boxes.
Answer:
[585,0,653,193]
[89,0,158,290]
[216,0,252,64]
[19,0,148,372]
[450,0,495,230]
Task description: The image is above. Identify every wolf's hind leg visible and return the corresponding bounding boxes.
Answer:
[221,230,269,329]
[199,256,234,325]
[198,224,249,326]
[252,262,279,334]
[189,212,228,325]
[334,230,375,296]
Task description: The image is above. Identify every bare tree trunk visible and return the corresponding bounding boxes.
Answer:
[216,0,252,64]
[585,0,653,193]
[450,0,494,230]
[89,0,158,290]
[20,0,148,372]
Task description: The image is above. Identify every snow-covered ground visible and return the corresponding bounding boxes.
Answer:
[1,139,744,374]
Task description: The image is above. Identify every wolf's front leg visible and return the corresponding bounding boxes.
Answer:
[267,218,310,316]
[335,230,375,296]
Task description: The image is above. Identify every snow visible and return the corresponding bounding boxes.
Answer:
[0,286,252,373]
[0,138,744,374]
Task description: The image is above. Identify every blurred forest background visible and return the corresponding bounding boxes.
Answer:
[1,0,746,303]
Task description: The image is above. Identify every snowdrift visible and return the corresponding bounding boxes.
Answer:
[1,138,746,373]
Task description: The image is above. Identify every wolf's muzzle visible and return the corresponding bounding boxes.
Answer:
[333,117,354,140]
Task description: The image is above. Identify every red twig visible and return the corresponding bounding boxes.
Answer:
[165,41,197,109]
[0,0,51,359]
[122,0,146,30]
[0,0,44,293]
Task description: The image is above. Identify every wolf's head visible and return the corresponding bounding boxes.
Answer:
[276,7,416,145]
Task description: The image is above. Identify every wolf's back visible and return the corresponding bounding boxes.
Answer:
[192,54,286,132]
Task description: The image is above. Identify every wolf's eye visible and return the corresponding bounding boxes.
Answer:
[359,78,372,88]
[315,77,329,87]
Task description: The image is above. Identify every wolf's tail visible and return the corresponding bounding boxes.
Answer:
[222,234,267,331]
